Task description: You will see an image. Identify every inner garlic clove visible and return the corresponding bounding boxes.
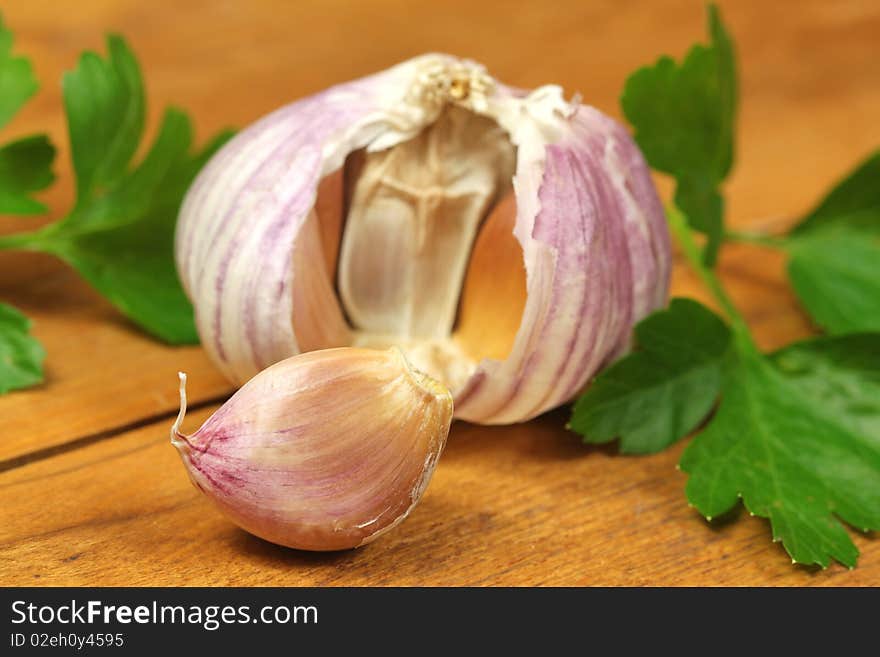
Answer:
[308,104,518,389]
[339,106,515,339]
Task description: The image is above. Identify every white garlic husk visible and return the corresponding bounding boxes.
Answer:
[176,54,671,425]
[172,347,453,551]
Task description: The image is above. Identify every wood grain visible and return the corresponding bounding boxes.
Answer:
[2,404,877,586]
[1,0,878,585]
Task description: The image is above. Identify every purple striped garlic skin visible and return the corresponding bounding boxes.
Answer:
[454,105,671,423]
[172,348,453,551]
[176,54,671,425]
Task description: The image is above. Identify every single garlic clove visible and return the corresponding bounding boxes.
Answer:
[171,347,453,551]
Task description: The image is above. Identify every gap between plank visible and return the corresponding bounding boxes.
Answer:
[0,392,232,474]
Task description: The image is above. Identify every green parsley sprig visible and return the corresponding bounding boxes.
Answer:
[0,11,233,393]
[0,11,53,391]
[570,4,880,569]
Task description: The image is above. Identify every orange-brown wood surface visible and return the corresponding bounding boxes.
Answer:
[1,0,878,585]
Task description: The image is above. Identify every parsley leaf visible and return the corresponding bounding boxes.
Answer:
[0,35,233,344]
[0,12,49,393]
[787,230,880,334]
[0,134,54,215]
[772,334,880,438]
[681,332,880,569]
[0,12,38,127]
[0,11,55,215]
[792,151,880,237]
[0,302,45,393]
[621,3,736,266]
[42,108,232,344]
[569,298,731,453]
[600,1,880,569]
[63,35,145,209]
[785,152,880,334]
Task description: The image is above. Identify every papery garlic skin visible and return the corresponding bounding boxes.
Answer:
[171,348,453,551]
[176,54,671,425]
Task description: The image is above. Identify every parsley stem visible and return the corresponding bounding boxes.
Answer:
[0,230,45,252]
[724,230,788,249]
[667,206,756,348]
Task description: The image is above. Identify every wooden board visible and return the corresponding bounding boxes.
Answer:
[1,0,878,585]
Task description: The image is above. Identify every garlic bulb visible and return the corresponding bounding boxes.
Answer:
[176,54,671,425]
[171,347,453,551]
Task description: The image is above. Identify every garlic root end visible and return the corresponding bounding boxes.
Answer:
[171,371,191,448]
